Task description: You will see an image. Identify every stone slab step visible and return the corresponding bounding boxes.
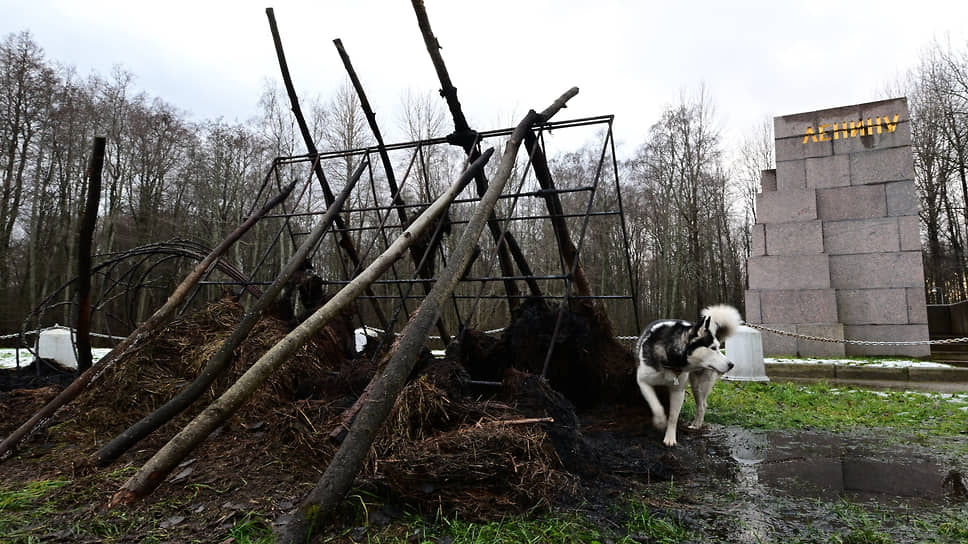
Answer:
[766,363,968,382]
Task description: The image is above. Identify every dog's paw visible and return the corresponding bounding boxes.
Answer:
[652,414,667,430]
[687,422,703,430]
[663,435,678,447]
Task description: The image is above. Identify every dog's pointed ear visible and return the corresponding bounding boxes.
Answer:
[690,315,711,337]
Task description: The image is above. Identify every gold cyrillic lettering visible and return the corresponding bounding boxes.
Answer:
[802,126,817,144]
[818,124,831,141]
[884,113,899,132]
[849,120,866,137]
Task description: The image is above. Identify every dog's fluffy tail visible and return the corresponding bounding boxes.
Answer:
[702,304,742,341]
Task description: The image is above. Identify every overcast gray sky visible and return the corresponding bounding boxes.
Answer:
[3,0,967,156]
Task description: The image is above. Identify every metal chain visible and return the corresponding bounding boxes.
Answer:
[743,322,968,346]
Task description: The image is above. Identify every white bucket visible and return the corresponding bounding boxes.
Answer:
[723,325,768,382]
[36,326,78,369]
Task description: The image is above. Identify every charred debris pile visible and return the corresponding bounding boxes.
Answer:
[0,1,648,536]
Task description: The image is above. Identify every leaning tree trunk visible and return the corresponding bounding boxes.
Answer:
[108,149,495,506]
[275,89,579,544]
[91,158,367,466]
[0,181,297,462]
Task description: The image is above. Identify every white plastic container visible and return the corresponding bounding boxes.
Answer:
[723,325,768,381]
[36,326,78,369]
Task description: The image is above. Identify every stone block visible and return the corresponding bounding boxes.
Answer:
[886,180,918,217]
[832,120,910,155]
[748,255,831,290]
[837,288,909,324]
[766,363,835,378]
[849,146,915,185]
[908,367,968,382]
[751,224,765,256]
[777,159,806,190]
[776,135,833,161]
[775,109,822,140]
[757,188,818,224]
[806,154,850,189]
[906,287,928,323]
[816,185,886,221]
[829,252,925,289]
[796,323,846,358]
[765,221,823,255]
[843,324,930,357]
[759,289,838,323]
[759,323,798,355]
[835,365,907,380]
[761,169,777,192]
[898,215,921,251]
[745,290,761,323]
[859,97,910,124]
[822,217,900,255]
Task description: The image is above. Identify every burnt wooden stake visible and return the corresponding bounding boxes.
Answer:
[75,136,106,373]
[266,7,390,330]
[333,38,451,344]
[411,0,548,308]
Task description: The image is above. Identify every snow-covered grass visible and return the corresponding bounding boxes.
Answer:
[0,348,112,370]
[765,356,955,368]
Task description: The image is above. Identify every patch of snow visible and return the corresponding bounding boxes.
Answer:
[766,357,955,369]
[0,348,111,370]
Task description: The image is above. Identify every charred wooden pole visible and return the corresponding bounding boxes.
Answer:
[91,158,369,467]
[0,181,297,462]
[108,149,495,506]
[333,38,451,344]
[275,91,578,544]
[266,8,389,330]
[75,136,106,373]
[523,130,591,298]
[410,0,544,308]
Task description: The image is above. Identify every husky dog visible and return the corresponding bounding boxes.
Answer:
[635,304,742,446]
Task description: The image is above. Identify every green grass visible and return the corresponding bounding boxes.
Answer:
[0,478,70,541]
[689,380,968,436]
[227,512,275,544]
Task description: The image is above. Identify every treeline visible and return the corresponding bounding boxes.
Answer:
[906,40,968,303]
[3,29,968,338]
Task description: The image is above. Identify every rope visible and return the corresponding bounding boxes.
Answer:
[743,322,968,346]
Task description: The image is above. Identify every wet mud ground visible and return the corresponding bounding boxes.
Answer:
[581,407,968,543]
[2,385,967,543]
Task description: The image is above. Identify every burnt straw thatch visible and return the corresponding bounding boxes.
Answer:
[6,297,656,520]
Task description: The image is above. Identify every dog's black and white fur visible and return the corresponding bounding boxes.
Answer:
[635,304,742,446]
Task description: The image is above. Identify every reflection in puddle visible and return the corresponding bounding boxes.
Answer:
[725,429,947,503]
[713,427,956,544]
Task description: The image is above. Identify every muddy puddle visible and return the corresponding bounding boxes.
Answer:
[724,428,951,503]
[640,426,968,543]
